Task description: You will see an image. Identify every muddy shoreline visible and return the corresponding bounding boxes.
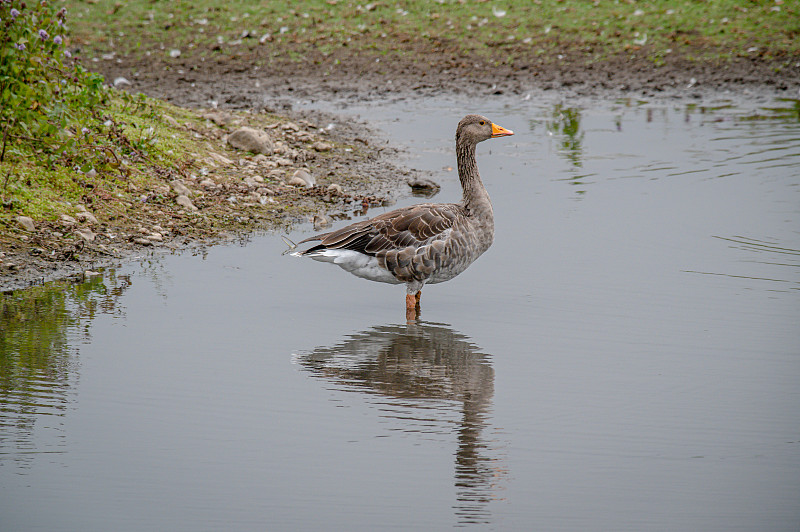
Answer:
[99,45,799,107]
[2,48,798,292]
[0,106,415,292]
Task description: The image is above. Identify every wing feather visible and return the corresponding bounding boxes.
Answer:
[298,203,461,257]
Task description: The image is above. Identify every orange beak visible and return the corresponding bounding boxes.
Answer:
[491,123,514,138]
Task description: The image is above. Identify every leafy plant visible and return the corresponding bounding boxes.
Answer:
[0,0,158,176]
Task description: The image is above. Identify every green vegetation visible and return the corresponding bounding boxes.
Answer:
[64,0,799,63]
[2,1,127,175]
[0,0,208,222]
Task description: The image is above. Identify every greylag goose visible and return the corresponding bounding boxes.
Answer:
[292,114,513,321]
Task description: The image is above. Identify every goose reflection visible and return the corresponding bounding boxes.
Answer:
[294,321,504,526]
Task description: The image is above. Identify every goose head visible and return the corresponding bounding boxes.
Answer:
[456,114,514,145]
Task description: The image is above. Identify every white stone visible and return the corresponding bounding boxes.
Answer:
[226,127,274,155]
[16,216,35,231]
[76,211,99,224]
[163,114,180,127]
[292,169,315,187]
[170,179,193,196]
[176,195,198,211]
[75,228,96,242]
[208,152,234,165]
[311,141,333,152]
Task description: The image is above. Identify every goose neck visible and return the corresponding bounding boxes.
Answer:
[456,140,489,210]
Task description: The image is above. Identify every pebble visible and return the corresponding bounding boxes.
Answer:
[208,152,234,165]
[407,177,440,189]
[292,169,315,187]
[176,195,198,211]
[407,177,441,195]
[113,77,132,88]
[170,179,193,196]
[226,127,274,155]
[163,114,180,127]
[60,214,77,225]
[75,228,96,242]
[311,141,333,152]
[84,270,102,277]
[268,169,286,179]
[313,214,331,229]
[202,111,233,126]
[76,212,99,224]
[199,178,217,189]
[327,183,344,195]
[146,232,163,242]
[287,176,308,188]
[16,216,35,232]
[132,237,152,246]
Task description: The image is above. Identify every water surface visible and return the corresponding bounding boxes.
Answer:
[2,94,799,531]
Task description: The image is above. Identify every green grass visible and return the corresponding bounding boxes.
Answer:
[65,0,800,63]
[0,0,217,224]
[0,92,217,222]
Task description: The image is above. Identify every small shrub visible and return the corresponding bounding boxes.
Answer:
[0,0,153,174]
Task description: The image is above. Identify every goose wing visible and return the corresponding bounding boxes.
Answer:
[298,203,460,257]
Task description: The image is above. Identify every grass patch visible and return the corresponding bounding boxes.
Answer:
[1,0,210,224]
[64,0,800,65]
[0,85,218,224]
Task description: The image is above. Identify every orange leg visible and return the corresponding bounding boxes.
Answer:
[406,292,421,322]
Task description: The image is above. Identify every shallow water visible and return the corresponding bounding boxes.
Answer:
[2,94,799,531]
